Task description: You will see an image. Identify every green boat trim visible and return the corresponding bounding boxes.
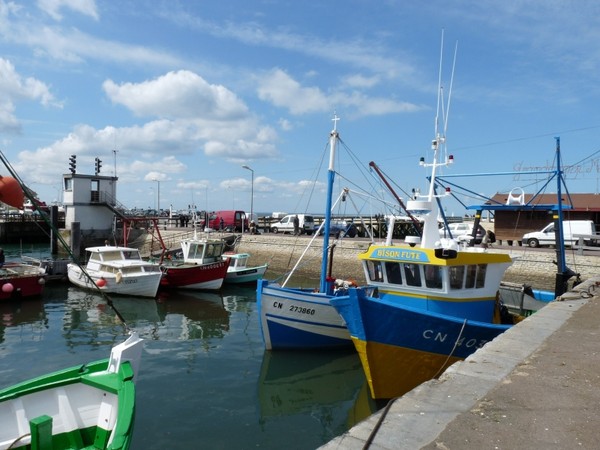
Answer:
[0,333,143,450]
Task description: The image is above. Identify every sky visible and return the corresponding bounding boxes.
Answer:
[1,0,600,218]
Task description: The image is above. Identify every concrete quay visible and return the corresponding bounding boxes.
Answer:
[320,278,600,450]
[133,230,600,290]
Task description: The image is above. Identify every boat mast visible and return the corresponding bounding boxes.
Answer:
[553,137,577,296]
[320,115,339,293]
[407,32,455,249]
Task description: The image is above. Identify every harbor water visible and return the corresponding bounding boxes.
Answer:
[0,249,379,449]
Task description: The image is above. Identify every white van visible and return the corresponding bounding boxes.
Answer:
[271,214,315,235]
[522,220,596,248]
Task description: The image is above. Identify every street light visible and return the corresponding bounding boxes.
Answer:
[153,179,161,214]
[242,165,254,227]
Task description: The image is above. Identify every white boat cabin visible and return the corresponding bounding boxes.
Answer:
[85,246,161,275]
[180,238,227,264]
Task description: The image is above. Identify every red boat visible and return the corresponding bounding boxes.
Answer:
[159,233,230,290]
[0,262,47,300]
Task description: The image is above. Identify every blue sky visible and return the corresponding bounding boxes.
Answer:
[1,0,600,217]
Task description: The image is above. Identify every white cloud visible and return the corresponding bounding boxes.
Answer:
[37,0,99,21]
[342,74,380,89]
[0,58,57,132]
[103,70,249,120]
[257,69,329,115]
[0,5,181,66]
[257,68,422,117]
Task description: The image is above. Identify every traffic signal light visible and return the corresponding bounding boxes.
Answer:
[95,157,102,175]
[69,155,76,174]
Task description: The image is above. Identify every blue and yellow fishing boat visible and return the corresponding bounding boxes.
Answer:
[330,70,519,398]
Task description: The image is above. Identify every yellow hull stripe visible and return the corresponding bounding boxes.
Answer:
[352,337,462,399]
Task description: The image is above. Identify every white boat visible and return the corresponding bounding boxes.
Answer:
[257,116,368,350]
[67,245,163,298]
[223,252,268,284]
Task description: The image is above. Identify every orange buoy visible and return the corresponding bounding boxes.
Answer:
[0,176,24,208]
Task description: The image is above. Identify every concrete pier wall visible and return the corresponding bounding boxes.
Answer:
[131,231,600,290]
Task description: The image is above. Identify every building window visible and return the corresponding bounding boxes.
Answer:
[64,178,73,191]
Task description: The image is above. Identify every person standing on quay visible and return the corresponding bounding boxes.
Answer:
[293,215,300,235]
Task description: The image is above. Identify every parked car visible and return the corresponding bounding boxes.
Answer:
[439,222,485,243]
[317,220,357,238]
[271,214,315,235]
[522,220,596,248]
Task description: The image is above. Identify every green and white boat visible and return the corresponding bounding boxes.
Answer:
[0,332,144,450]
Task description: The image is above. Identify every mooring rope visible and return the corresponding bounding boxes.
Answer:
[362,318,469,449]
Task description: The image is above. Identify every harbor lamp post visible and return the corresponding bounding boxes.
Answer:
[242,165,254,228]
[153,179,161,214]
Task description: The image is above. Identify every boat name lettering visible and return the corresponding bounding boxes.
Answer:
[289,305,316,316]
[373,249,426,261]
[422,329,488,349]
[122,279,138,284]
[273,301,283,309]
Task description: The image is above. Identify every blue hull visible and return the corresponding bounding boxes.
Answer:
[330,289,512,398]
[331,289,510,359]
[257,279,352,350]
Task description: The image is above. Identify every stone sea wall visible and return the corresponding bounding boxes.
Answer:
[133,230,600,291]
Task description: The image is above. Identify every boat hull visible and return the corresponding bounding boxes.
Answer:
[331,289,511,399]
[160,260,229,290]
[225,263,268,284]
[0,358,137,449]
[257,279,352,350]
[67,265,162,298]
[0,263,46,300]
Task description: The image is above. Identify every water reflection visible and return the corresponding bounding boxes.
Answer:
[258,349,378,433]
[156,290,230,340]
[0,282,381,449]
[0,298,46,343]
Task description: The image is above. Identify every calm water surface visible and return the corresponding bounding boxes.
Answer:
[0,273,378,449]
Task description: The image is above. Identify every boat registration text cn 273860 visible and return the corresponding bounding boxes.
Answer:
[272,301,316,316]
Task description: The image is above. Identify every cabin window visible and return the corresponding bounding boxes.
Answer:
[89,252,100,262]
[449,266,465,290]
[206,243,223,258]
[476,264,486,288]
[123,251,139,260]
[465,265,476,288]
[385,262,403,284]
[366,261,384,282]
[424,265,442,289]
[189,244,203,259]
[403,263,421,287]
[102,251,123,261]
